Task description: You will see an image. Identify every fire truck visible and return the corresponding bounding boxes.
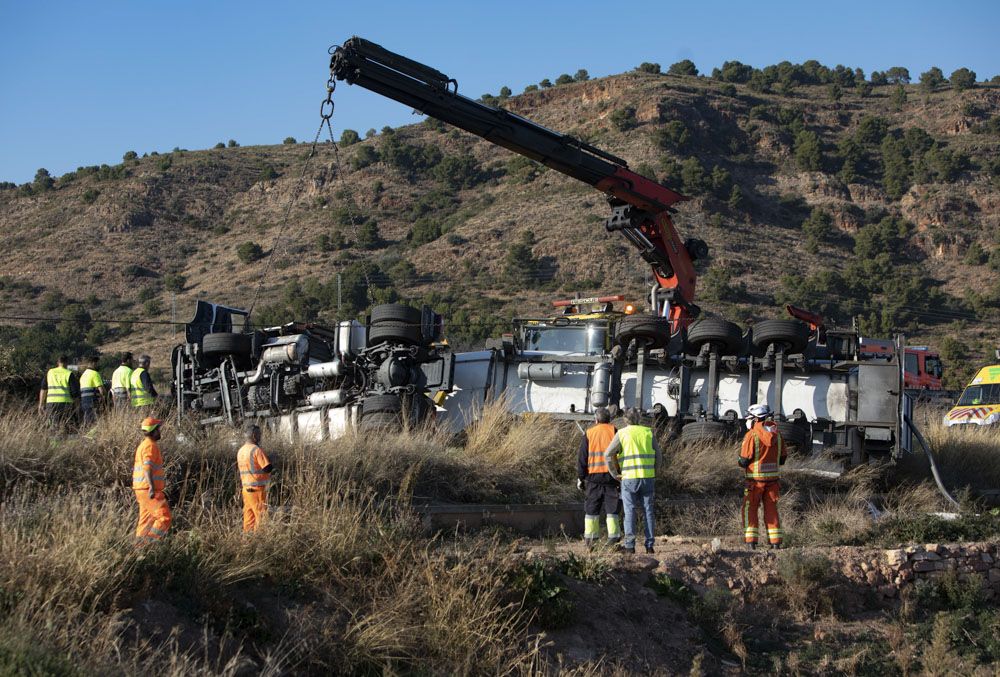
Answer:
[171,37,912,465]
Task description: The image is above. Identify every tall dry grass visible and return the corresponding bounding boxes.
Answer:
[908,418,1000,493]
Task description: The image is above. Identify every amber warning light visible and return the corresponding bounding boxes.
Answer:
[551,295,625,308]
[624,304,636,315]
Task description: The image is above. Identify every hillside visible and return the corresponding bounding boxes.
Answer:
[2,66,1000,386]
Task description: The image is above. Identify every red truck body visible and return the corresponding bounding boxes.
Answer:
[858,339,943,391]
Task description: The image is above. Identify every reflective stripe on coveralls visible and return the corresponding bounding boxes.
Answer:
[130,368,153,407]
[238,443,271,532]
[617,425,656,479]
[45,367,73,404]
[132,437,165,491]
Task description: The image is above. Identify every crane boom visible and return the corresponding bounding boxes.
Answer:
[329,36,704,329]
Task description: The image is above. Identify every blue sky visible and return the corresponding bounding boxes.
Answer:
[1,0,998,184]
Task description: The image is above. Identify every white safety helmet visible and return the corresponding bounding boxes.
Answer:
[746,403,773,420]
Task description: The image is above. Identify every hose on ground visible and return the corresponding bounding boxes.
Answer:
[903,414,961,511]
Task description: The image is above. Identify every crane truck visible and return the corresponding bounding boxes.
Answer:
[171,37,912,467]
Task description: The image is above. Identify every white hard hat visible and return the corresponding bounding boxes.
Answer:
[746,403,773,419]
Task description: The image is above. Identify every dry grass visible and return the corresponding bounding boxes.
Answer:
[908,418,1000,493]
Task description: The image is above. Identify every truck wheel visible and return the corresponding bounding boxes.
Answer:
[686,318,744,356]
[202,332,252,356]
[751,320,809,354]
[371,303,422,326]
[361,393,403,416]
[359,412,402,431]
[615,314,671,349]
[680,420,730,443]
[367,321,424,347]
[776,421,811,452]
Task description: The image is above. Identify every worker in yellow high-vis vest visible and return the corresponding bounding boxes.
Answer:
[110,352,134,409]
[130,355,158,411]
[38,355,78,431]
[604,407,663,555]
[79,354,107,426]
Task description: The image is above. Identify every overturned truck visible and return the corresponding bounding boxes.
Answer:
[173,297,911,466]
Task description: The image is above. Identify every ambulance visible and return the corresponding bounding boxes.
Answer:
[944,365,1000,427]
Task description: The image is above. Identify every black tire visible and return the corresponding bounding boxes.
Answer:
[202,332,252,356]
[359,412,402,431]
[751,320,810,354]
[361,393,403,416]
[686,317,744,356]
[371,303,422,326]
[615,314,671,349]
[367,321,424,347]
[680,420,730,443]
[776,421,811,452]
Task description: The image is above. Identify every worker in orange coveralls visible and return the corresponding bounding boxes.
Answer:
[237,424,273,532]
[132,417,171,543]
[739,403,787,550]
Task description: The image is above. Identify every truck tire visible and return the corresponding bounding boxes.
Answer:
[680,420,730,443]
[776,421,811,452]
[367,321,424,347]
[615,314,671,349]
[686,318,744,356]
[361,393,403,416]
[202,332,252,357]
[359,412,402,431]
[751,320,809,354]
[371,303,422,326]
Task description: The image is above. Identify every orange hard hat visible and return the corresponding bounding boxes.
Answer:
[141,417,163,433]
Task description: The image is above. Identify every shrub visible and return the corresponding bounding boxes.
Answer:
[356,220,383,250]
[713,60,753,83]
[855,115,889,145]
[668,59,698,76]
[776,551,836,619]
[680,157,707,194]
[727,184,744,210]
[505,156,540,184]
[870,70,887,86]
[432,154,484,190]
[236,241,265,263]
[122,150,138,161]
[609,106,638,132]
[920,67,946,92]
[573,69,589,82]
[539,78,552,88]
[802,207,834,251]
[890,84,907,111]
[636,62,661,74]
[227,139,239,148]
[33,168,54,193]
[352,144,379,170]
[793,130,823,171]
[409,218,441,246]
[498,86,511,98]
[163,273,186,292]
[81,189,100,205]
[718,83,737,96]
[340,129,360,146]
[964,242,987,265]
[827,83,842,101]
[283,136,297,145]
[655,119,690,149]
[213,142,225,149]
[554,74,574,86]
[157,155,173,172]
[258,164,278,181]
[886,66,911,84]
[950,67,977,91]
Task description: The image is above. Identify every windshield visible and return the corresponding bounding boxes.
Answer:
[925,357,943,378]
[957,384,1000,406]
[522,324,607,356]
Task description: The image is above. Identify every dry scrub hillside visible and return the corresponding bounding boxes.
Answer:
[2,66,1000,384]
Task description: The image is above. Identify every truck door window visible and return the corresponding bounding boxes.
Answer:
[523,325,606,356]
[904,353,918,375]
[925,357,942,378]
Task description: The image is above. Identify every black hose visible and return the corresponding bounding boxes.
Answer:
[903,414,961,511]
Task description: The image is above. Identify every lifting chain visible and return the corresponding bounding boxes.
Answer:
[246,63,374,322]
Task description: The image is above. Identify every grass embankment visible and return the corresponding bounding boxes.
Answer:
[1,401,998,674]
[0,403,584,674]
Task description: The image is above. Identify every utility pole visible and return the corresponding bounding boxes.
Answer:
[337,273,342,317]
